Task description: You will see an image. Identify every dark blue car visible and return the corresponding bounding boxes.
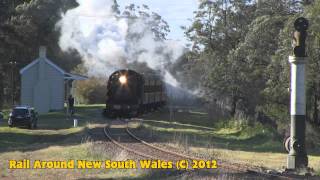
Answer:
[8,106,38,129]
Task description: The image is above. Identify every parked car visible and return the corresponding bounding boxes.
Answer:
[8,106,38,129]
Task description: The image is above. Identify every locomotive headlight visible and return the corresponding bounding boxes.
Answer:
[119,75,127,84]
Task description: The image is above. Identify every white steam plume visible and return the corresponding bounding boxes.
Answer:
[57,0,184,87]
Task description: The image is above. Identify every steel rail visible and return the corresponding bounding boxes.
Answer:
[127,119,294,180]
[103,124,155,159]
[103,120,293,179]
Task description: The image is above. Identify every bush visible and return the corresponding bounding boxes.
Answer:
[75,78,107,104]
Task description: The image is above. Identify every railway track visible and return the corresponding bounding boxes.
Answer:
[104,120,198,162]
[129,118,273,170]
[132,119,320,179]
[102,119,303,179]
[103,122,155,159]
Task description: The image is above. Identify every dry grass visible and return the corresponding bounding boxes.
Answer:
[0,105,147,179]
[0,128,145,179]
[136,119,320,174]
[1,105,319,179]
[190,147,320,171]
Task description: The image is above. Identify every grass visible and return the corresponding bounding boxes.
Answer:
[1,105,319,178]
[0,105,192,179]
[142,110,283,153]
[139,108,320,173]
[139,122,283,153]
[190,147,320,171]
[0,104,148,179]
[0,105,106,153]
[143,107,213,127]
[0,127,83,153]
[0,142,143,179]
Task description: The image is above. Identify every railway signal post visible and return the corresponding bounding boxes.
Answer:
[287,17,309,170]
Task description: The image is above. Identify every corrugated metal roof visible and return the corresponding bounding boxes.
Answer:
[64,73,88,80]
[20,57,88,81]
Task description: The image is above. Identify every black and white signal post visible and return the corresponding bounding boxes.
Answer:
[287,17,309,169]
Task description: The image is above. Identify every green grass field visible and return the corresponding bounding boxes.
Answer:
[140,108,320,174]
[0,105,116,179]
[0,105,319,179]
[0,105,107,153]
[0,105,179,179]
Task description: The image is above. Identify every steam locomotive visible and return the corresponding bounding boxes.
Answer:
[104,69,166,117]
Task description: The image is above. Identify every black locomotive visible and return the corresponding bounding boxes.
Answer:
[104,69,166,117]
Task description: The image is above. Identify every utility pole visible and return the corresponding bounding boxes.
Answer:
[9,61,17,106]
[287,17,309,170]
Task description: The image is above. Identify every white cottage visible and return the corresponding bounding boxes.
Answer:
[20,46,87,114]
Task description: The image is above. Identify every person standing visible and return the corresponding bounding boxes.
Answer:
[0,111,3,121]
[68,95,75,116]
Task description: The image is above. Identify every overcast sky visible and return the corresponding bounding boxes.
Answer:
[118,0,198,44]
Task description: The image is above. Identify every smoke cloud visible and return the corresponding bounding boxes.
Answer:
[57,0,184,87]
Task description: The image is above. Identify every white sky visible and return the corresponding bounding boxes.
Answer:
[118,0,198,44]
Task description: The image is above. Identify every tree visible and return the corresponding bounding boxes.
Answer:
[263,1,320,127]
[226,15,287,116]
[73,64,108,104]
[121,3,175,73]
[122,4,170,41]
[303,1,320,125]
[184,0,257,117]
[183,0,314,122]
[11,0,80,70]
[0,0,81,107]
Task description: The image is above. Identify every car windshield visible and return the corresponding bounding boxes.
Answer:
[12,109,28,116]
